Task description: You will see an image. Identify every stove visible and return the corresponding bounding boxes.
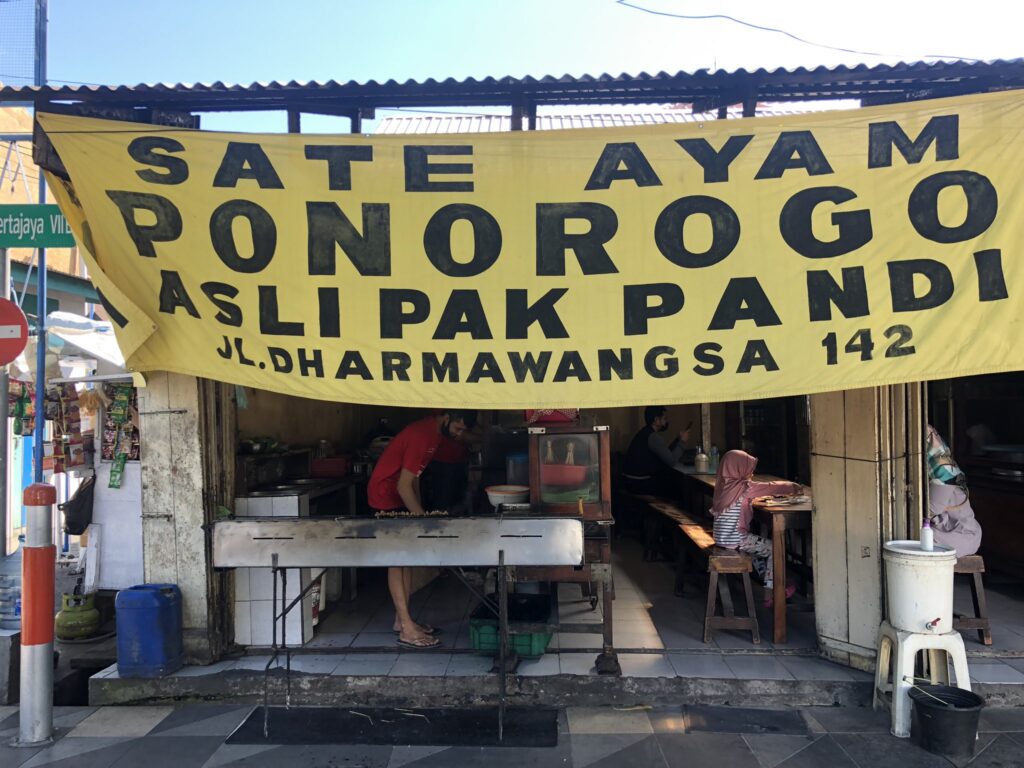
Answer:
[245,484,307,496]
[235,475,361,519]
[245,478,345,499]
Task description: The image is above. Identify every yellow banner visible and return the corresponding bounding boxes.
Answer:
[38,91,1024,408]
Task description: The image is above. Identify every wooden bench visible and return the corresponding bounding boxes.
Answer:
[953,555,992,646]
[638,497,760,644]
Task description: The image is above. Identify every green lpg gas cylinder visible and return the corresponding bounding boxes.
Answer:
[55,593,101,640]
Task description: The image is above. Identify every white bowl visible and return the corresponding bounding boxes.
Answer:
[485,484,529,507]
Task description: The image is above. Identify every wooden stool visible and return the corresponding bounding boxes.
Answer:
[953,555,992,646]
[704,548,760,644]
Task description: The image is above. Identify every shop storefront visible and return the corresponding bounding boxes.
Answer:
[5,60,1024,702]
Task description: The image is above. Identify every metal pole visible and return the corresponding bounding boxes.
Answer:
[32,273,47,489]
[264,552,277,740]
[497,549,507,743]
[11,3,56,748]
[0,248,9,556]
[13,483,55,747]
[32,0,48,486]
[35,1,47,89]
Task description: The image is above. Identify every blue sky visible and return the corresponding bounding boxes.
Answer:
[28,0,1024,132]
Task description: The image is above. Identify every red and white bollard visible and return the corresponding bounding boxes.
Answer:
[15,483,56,747]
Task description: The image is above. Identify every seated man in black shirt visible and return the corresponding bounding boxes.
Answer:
[623,406,690,496]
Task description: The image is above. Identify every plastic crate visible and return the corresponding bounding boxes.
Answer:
[469,592,553,658]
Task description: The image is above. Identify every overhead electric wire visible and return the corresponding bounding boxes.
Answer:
[613,0,983,63]
[0,73,105,86]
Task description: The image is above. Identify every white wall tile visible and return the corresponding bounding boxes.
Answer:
[234,497,248,516]
[234,600,252,645]
[272,495,300,517]
[249,567,308,601]
[249,567,272,598]
[234,568,250,602]
[250,600,273,646]
[277,605,310,645]
[248,598,312,647]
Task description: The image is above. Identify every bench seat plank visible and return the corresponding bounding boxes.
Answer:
[642,499,752,571]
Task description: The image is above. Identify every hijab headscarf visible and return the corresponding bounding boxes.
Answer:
[711,450,758,517]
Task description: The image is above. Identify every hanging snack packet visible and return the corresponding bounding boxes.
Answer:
[108,452,127,489]
[108,385,132,423]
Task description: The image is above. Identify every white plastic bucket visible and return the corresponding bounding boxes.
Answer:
[882,540,956,634]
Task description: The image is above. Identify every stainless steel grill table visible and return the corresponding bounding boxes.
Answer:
[211,513,585,740]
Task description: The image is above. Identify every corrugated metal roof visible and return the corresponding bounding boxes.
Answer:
[375,112,691,134]
[3,59,1022,113]
[374,106,826,134]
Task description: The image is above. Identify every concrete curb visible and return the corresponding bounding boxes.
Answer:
[90,668,876,708]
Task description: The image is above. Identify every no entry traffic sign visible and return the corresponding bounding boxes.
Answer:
[0,298,29,365]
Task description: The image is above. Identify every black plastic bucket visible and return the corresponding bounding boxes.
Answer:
[909,684,984,757]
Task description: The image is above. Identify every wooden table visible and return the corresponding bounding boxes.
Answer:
[753,492,812,645]
[675,470,813,644]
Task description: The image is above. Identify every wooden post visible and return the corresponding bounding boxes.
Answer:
[810,385,924,670]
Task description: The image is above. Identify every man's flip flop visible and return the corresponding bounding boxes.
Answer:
[393,625,441,636]
[397,636,441,649]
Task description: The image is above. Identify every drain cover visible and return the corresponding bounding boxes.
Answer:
[228,706,559,748]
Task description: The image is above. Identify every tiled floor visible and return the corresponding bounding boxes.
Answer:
[163,537,860,683]
[953,574,1024,656]
[2,703,1022,767]
[110,536,1022,687]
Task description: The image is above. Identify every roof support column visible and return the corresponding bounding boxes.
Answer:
[810,384,925,670]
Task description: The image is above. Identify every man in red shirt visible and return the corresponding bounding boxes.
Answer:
[368,409,477,648]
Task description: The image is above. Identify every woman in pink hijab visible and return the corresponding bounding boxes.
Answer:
[711,450,801,605]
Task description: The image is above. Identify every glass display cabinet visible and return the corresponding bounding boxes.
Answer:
[527,424,612,521]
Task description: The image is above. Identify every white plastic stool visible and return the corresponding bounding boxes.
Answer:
[873,619,972,737]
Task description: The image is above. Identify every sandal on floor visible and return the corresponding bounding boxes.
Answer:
[393,625,441,636]
[397,635,441,649]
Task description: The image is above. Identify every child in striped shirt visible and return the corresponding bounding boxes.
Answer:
[710,450,801,606]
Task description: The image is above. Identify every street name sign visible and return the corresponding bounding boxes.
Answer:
[0,204,76,248]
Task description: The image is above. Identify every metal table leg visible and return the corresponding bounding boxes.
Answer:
[282,567,290,708]
[262,555,322,738]
[263,553,277,739]
[498,549,507,743]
